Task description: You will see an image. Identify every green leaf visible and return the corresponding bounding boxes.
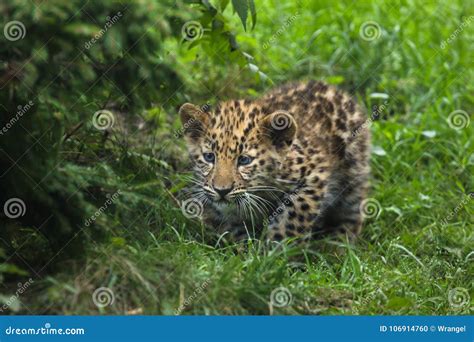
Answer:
[111,237,126,247]
[201,0,218,16]
[232,0,249,30]
[0,263,28,276]
[248,0,256,29]
[201,0,212,9]
[63,23,100,36]
[308,28,323,47]
[219,0,230,11]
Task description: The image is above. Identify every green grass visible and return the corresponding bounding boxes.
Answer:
[12,0,474,315]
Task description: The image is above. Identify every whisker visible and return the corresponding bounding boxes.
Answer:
[245,194,263,217]
[246,193,272,213]
[245,196,256,226]
[247,186,289,195]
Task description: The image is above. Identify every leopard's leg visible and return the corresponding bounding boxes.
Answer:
[203,204,264,241]
[319,181,365,238]
[319,145,370,238]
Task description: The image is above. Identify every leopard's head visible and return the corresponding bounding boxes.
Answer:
[179,101,297,206]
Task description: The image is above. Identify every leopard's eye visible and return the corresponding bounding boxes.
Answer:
[203,152,215,163]
[237,155,253,166]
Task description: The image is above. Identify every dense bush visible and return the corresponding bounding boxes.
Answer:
[0,0,255,277]
[0,0,175,267]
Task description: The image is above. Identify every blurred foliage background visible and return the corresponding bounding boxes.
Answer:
[0,0,472,314]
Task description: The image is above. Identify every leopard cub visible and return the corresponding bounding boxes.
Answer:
[179,81,370,241]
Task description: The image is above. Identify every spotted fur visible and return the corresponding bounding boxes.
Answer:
[179,81,370,241]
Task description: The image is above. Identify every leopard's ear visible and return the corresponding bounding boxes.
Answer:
[179,103,210,141]
[259,111,297,149]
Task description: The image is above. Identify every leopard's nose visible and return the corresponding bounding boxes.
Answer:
[214,186,233,199]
